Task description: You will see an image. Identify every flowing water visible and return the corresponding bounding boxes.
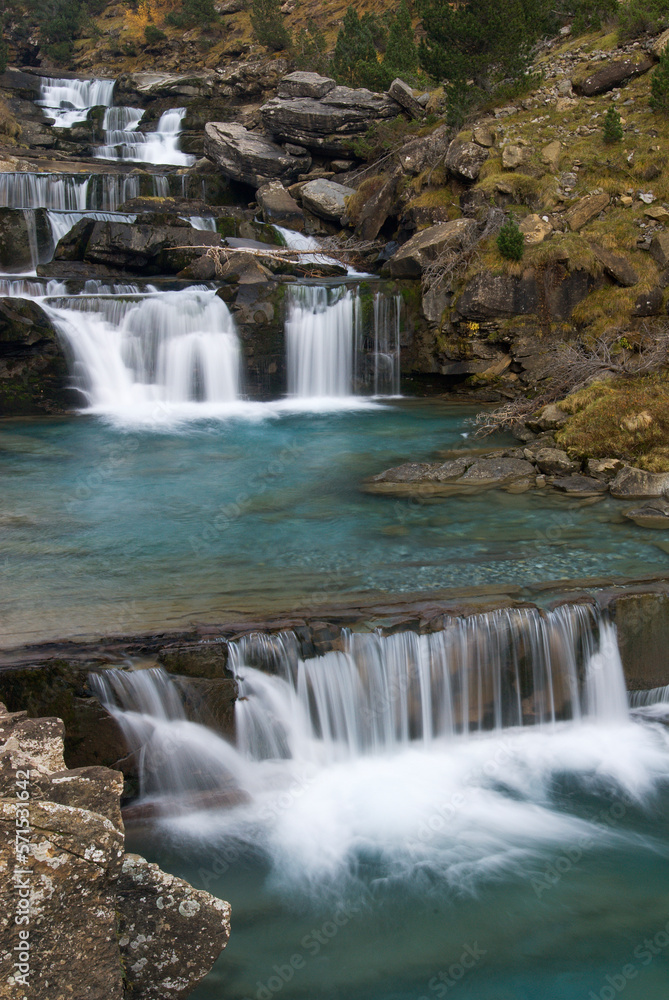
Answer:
[5,74,669,1000]
[90,612,669,1000]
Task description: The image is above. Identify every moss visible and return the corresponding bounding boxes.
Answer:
[557,375,669,471]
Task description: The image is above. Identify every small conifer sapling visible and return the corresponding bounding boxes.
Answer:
[603,105,623,142]
[497,215,524,262]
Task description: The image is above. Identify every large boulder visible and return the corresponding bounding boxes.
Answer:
[0,296,72,415]
[573,56,654,96]
[564,192,610,231]
[204,122,311,188]
[0,207,51,270]
[260,86,401,155]
[278,71,336,99]
[456,266,596,321]
[610,466,669,499]
[588,242,639,286]
[49,218,223,276]
[384,219,478,278]
[300,178,356,221]
[444,140,489,182]
[0,702,231,999]
[388,78,424,119]
[256,180,305,230]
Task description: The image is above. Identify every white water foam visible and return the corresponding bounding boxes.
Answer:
[38,77,115,128]
[91,608,669,896]
[96,107,195,166]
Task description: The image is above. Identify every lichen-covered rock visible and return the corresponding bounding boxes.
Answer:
[564,192,609,231]
[118,854,231,1000]
[444,139,489,182]
[573,56,654,96]
[385,219,478,278]
[300,178,356,221]
[205,122,311,187]
[278,71,336,100]
[0,702,231,1000]
[533,447,578,476]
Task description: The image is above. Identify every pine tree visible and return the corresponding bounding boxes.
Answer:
[383,0,418,78]
[497,215,524,262]
[331,9,386,88]
[651,47,669,115]
[603,105,623,141]
[250,0,290,52]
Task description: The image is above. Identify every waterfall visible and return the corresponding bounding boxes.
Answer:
[285,284,357,398]
[0,172,140,212]
[42,287,242,416]
[90,604,630,813]
[371,290,401,396]
[187,216,217,232]
[95,107,194,166]
[37,77,115,128]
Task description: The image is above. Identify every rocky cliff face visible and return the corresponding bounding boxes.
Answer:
[0,702,231,998]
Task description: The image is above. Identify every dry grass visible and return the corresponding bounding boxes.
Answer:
[0,99,21,143]
[557,374,669,471]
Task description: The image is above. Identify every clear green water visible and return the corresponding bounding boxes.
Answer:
[2,399,668,645]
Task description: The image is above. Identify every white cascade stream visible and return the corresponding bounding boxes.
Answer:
[37,76,115,127]
[42,287,242,416]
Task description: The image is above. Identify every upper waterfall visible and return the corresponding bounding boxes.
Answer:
[37,77,115,127]
[42,287,242,419]
[96,107,195,166]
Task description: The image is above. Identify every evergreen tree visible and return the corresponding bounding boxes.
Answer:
[293,18,327,74]
[418,0,531,91]
[651,47,669,115]
[331,9,387,88]
[383,0,418,78]
[497,215,524,261]
[250,0,290,51]
[603,105,623,141]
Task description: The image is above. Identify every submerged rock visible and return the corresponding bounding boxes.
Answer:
[623,497,669,528]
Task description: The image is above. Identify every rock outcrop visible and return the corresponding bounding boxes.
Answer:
[260,85,402,156]
[0,297,72,415]
[204,122,311,187]
[0,703,231,999]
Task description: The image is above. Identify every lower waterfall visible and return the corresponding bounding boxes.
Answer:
[42,287,242,417]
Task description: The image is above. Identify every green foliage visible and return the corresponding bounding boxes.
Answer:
[497,215,525,261]
[567,0,618,33]
[618,0,669,39]
[144,22,167,44]
[331,9,390,88]
[292,18,328,74]
[0,29,8,75]
[651,47,669,113]
[383,0,418,78]
[250,0,290,51]
[603,104,623,140]
[166,0,216,28]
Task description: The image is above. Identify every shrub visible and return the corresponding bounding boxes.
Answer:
[144,23,166,44]
[651,47,669,114]
[0,33,7,76]
[331,8,389,88]
[603,105,623,141]
[250,0,290,51]
[292,18,328,74]
[497,215,524,261]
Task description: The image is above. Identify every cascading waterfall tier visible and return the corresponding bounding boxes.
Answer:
[96,107,195,166]
[37,77,115,128]
[42,287,242,415]
[91,604,629,810]
[285,284,401,399]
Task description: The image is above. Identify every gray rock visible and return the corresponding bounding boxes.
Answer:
[300,178,356,221]
[650,231,669,268]
[526,404,569,432]
[0,296,71,416]
[204,122,311,187]
[588,242,639,287]
[118,855,231,1000]
[533,447,578,476]
[472,125,495,147]
[610,466,669,498]
[0,207,51,270]
[502,144,525,169]
[260,87,400,155]
[573,56,654,96]
[634,286,663,316]
[586,457,624,481]
[565,192,610,231]
[623,497,669,528]
[385,219,478,278]
[278,71,336,99]
[256,180,304,230]
[387,78,424,119]
[551,475,608,495]
[460,457,536,483]
[445,140,489,182]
